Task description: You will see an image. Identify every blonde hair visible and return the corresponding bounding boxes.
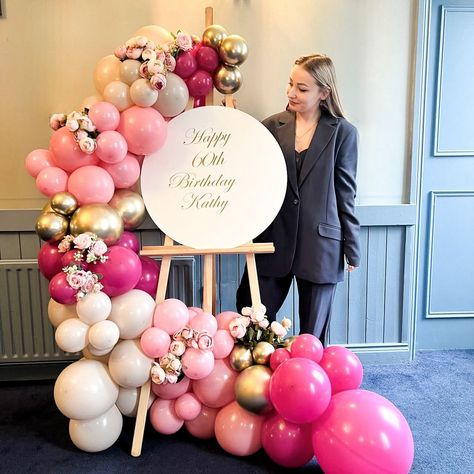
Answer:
[294,54,345,118]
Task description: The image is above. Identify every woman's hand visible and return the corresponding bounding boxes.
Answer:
[347,264,357,272]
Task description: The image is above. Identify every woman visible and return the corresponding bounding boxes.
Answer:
[236,54,360,345]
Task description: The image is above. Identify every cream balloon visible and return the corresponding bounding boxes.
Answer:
[119,59,142,86]
[133,25,173,47]
[108,189,146,230]
[54,359,119,419]
[103,80,133,112]
[55,318,89,353]
[48,299,77,328]
[130,78,158,107]
[108,339,154,388]
[88,320,120,350]
[153,72,189,117]
[76,291,112,325]
[93,55,121,94]
[82,344,110,364]
[116,386,156,417]
[69,404,123,453]
[79,94,103,111]
[87,344,114,357]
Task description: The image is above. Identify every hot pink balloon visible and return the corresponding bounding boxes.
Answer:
[61,250,88,270]
[185,405,219,439]
[88,101,120,132]
[290,333,324,363]
[38,242,63,280]
[312,390,414,474]
[134,256,160,297]
[153,298,189,335]
[181,348,214,380]
[117,106,167,155]
[195,46,219,73]
[262,412,314,468]
[216,311,240,330]
[151,376,191,400]
[186,70,213,98]
[149,398,183,435]
[319,345,364,395]
[36,167,68,197]
[114,230,140,253]
[140,327,171,358]
[269,357,331,424]
[174,51,197,78]
[99,152,140,189]
[67,165,114,205]
[270,348,291,371]
[25,149,54,177]
[188,312,217,336]
[174,393,202,421]
[95,130,128,164]
[193,96,206,108]
[212,329,235,359]
[49,272,77,304]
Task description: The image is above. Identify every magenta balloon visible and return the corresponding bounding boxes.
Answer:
[312,390,414,474]
[216,310,240,330]
[290,334,324,363]
[151,376,191,400]
[36,166,68,197]
[38,243,63,280]
[117,106,167,155]
[115,230,140,253]
[92,245,142,297]
[193,96,206,108]
[262,412,314,468]
[60,250,88,270]
[174,51,197,79]
[195,46,219,73]
[319,345,364,395]
[149,398,183,435]
[25,149,54,177]
[185,404,219,439]
[49,272,77,304]
[67,165,115,205]
[134,256,160,297]
[269,357,331,424]
[99,153,140,189]
[95,130,128,164]
[186,70,213,98]
[270,348,291,371]
[88,101,120,132]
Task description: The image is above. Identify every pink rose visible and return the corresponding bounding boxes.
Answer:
[241,307,253,316]
[229,320,246,339]
[49,113,66,130]
[237,316,251,328]
[58,240,71,253]
[169,358,182,373]
[251,310,265,323]
[151,363,166,384]
[126,47,142,60]
[164,53,176,72]
[66,270,87,290]
[176,32,193,51]
[169,340,186,357]
[75,130,88,141]
[270,321,287,338]
[197,333,214,351]
[281,317,292,329]
[114,45,127,60]
[142,49,156,61]
[180,327,194,341]
[73,233,92,250]
[156,50,166,63]
[82,273,99,293]
[258,319,269,329]
[91,240,107,256]
[135,36,148,47]
[139,62,149,78]
[78,137,96,154]
[147,59,165,75]
[165,373,178,384]
[66,119,79,132]
[145,40,156,50]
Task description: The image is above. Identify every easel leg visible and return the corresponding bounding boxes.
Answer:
[246,252,262,309]
[202,254,214,313]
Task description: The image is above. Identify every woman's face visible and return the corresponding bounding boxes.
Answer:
[286,65,328,115]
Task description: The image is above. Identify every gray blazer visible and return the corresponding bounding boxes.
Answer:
[255,109,360,284]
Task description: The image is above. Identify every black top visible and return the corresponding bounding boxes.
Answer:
[295,148,308,180]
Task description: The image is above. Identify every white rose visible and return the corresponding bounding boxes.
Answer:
[135,36,148,47]
[66,119,79,132]
[151,364,166,384]
[241,307,253,316]
[281,317,292,330]
[79,137,96,154]
[270,321,287,338]
[142,48,157,61]
[79,116,96,133]
[258,319,269,329]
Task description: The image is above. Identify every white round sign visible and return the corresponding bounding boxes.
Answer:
[141,106,287,249]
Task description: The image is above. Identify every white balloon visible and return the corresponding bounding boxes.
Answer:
[69,404,123,452]
[109,289,155,339]
[130,78,158,107]
[116,386,156,417]
[76,291,112,325]
[55,318,89,353]
[82,344,111,364]
[88,320,120,350]
[120,59,141,86]
[48,299,77,328]
[54,359,119,419]
[133,25,173,47]
[108,339,153,388]
[103,80,133,112]
[86,344,114,356]
[153,72,189,117]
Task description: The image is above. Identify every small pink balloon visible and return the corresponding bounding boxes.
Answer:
[174,393,202,421]
[149,398,183,435]
[140,326,171,358]
[290,333,324,363]
[49,272,77,304]
[25,149,54,177]
[134,256,160,297]
[174,51,197,78]
[88,101,120,132]
[195,46,219,73]
[212,330,235,360]
[67,165,115,205]
[151,376,191,400]
[270,348,291,371]
[186,70,213,98]
[36,167,68,197]
[185,405,219,439]
[189,312,217,336]
[181,348,214,380]
[114,231,140,253]
[188,307,203,321]
[216,311,240,330]
[153,298,189,335]
[95,130,128,164]
[99,152,140,188]
[38,242,63,280]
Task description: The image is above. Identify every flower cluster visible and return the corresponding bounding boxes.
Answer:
[229,305,292,350]
[63,264,103,300]
[58,233,108,264]
[151,326,214,385]
[49,110,99,154]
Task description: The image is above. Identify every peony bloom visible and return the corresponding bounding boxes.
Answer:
[176,32,193,51]
[135,36,148,48]
[66,270,87,290]
[139,62,149,78]
[79,116,96,133]
[258,319,270,329]
[49,113,66,130]
[165,373,178,384]
[164,53,176,72]
[126,47,143,60]
[66,119,79,132]
[141,48,157,62]
[114,45,127,60]
[270,321,287,338]
[78,137,96,154]
[229,320,246,339]
[241,306,253,316]
[197,333,214,351]
[147,59,165,75]
[73,233,92,250]
[151,363,166,384]
[169,340,186,357]
[91,240,107,256]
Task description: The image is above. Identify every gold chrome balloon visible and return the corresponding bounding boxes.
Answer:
[283,335,297,350]
[108,189,146,230]
[252,341,275,365]
[213,65,242,94]
[70,204,123,245]
[202,24,228,50]
[229,345,253,372]
[51,192,78,216]
[219,34,248,66]
[35,212,69,242]
[234,365,273,414]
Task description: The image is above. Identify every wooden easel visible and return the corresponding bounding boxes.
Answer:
[130,7,273,456]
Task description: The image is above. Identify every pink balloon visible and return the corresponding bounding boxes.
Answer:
[185,405,219,439]
[38,242,63,280]
[186,70,213,97]
[49,272,77,304]
[174,393,202,421]
[270,348,291,371]
[25,149,54,177]
[140,327,171,358]
[214,401,263,456]
[67,165,114,205]
[192,358,238,408]
[174,51,197,78]
[193,96,206,108]
[312,390,414,474]
[152,376,191,400]
[134,256,160,297]
[188,307,203,321]
[36,167,68,197]
[181,348,214,380]
[149,398,183,435]
[212,330,235,359]
[117,106,167,155]
[49,127,99,172]
[269,357,331,424]
[95,130,128,164]
[262,412,314,468]
[188,312,217,336]
[153,298,189,335]
[319,345,364,395]
[114,231,140,253]
[216,311,240,330]
[92,246,142,297]
[195,46,219,73]
[61,250,88,270]
[290,334,324,363]
[99,152,140,188]
[88,101,120,132]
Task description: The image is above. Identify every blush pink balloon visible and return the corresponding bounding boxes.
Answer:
[290,334,324,363]
[312,390,414,474]
[188,312,217,336]
[153,298,189,335]
[188,307,203,321]
[215,401,264,456]
[134,256,160,297]
[95,131,128,164]
[49,127,99,172]
[36,167,68,197]
[186,70,213,97]
[140,326,171,358]
[88,101,120,132]
[192,358,238,408]
[38,242,63,280]
[216,311,240,330]
[319,345,364,395]
[151,376,191,400]
[115,231,140,253]
[212,330,235,360]
[25,149,54,177]
[149,398,183,435]
[185,405,219,439]
[174,393,202,421]
[67,165,115,205]
[181,348,214,380]
[49,272,77,304]
[195,46,219,73]
[174,51,197,78]
[99,152,140,189]
[270,348,291,371]
[117,106,167,155]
